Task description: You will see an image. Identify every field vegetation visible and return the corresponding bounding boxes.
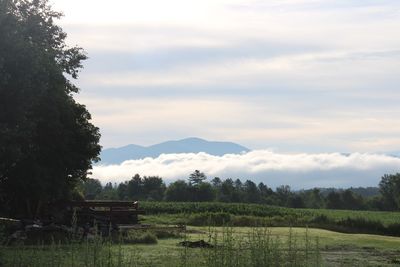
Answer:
[2,225,400,266]
[139,201,400,236]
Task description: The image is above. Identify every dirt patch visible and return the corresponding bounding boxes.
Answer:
[184,229,207,234]
[178,240,214,248]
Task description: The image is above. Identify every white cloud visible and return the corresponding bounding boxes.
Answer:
[91,151,400,188]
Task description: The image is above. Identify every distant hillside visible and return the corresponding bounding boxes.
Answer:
[99,137,250,165]
[387,151,400,158]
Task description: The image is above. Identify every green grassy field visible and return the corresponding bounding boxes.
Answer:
[2,226,400,266]
[2,203,400,266]
[140,202,400,237]
[189,226,400,266]
[141,201,400,225]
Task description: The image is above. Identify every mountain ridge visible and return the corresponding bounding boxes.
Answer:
[99,137,250,165]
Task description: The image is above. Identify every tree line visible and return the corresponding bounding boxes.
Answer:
[81,171,400,211]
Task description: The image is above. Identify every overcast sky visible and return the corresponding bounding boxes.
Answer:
[51,0,400,154]
[48,0,400,187]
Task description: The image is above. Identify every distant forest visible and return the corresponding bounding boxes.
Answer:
[81,171,400,212]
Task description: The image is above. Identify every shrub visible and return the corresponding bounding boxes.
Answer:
[0,225,6,245]
[187,212,231,226]
[310,214,330,224]
[386,223,400,236]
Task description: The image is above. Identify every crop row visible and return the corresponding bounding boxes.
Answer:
[140,201,400,226]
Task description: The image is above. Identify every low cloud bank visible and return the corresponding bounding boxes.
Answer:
[91,150,400,189]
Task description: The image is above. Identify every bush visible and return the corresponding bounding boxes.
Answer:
[386,223,400,236]
[0,225,6,245]
[338,217,384,233]
[187,212,231,226]
[310,214,330,224]
[230,216,266,227]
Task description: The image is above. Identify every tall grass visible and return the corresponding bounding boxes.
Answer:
[200,226,321,267]
[1,238,145,267]
[0,227,321,267]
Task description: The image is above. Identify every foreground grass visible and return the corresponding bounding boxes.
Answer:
[190,227,400,251]
[2,226,400,266]
[192,226,400,266]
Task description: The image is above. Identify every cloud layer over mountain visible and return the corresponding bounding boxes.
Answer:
[91,151,400,189]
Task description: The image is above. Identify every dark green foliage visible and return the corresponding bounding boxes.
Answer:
[115,174,166,201]
[341,189,363,210]
[276,185,293,206]
[189,181,215,202]
[310,216,400,237]
[82,178,103,200]
[127,174,142,199]
[188,170,206,185]
[0,225,6,245]
[141,201,292,217]
[117,181,129,200]
[165,178,214,202]
[99,182,119,200]
[165,180,190,201]
[0,0,101,218]
[142,176,166,201]
[347,187,380,197]
[187,212,231,226]
[218,178,235,202]
[258,182,274,203]
[85,172,400,213]
[379,173,400,210]
[325,191,344,209]
[287,195,305,208]
[243,180,260,203]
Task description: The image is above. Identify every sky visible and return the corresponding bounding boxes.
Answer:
[50,0,400,187]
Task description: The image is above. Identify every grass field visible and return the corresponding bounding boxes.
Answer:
[140,202,400,237]
[2,203,400,266]
[141,201,400,226]
[189,226,400,266]
[2,225,400,266]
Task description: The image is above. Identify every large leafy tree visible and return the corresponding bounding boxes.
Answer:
[379,173,400,210]
[0,0,101,218]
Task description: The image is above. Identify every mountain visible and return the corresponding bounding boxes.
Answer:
[99,137,250,165]
[387,151,400,158]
